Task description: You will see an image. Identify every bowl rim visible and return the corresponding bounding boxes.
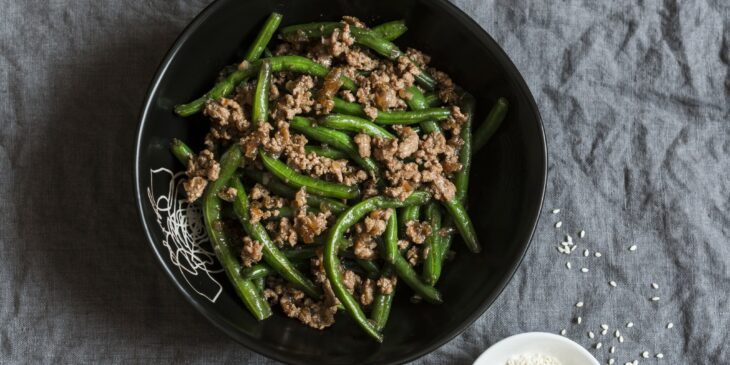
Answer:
[133,0,547,363]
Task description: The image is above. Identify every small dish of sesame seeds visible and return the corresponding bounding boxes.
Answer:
[473,332,599,365]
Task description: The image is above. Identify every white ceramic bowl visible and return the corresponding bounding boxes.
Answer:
[473,332,599,365]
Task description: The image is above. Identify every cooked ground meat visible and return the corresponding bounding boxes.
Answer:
[292,188,332,243]
[183,149,221,202]
[430,68,458,104]
[204,98,250,141]
[217,187,237,202]
[376,275,397,295]
[272,75,316,121]
[267,217,298,247]
[264,278,338,330]
[342,269,362,295]
[241,236,263,267]
[406,246,421,266]
[249,184,286,224]
[405,220,432,244]
[359,279,375,306]
[353,133,371,158]
[352,209,391,259]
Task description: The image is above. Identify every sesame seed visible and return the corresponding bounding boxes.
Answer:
[656,353,664,359]
[576,301,584,307]
[601,329,608,335]
[667,322,673,329]
[629,245,637,251]
[566,262,572,269]
[651,296,660,301]
[624,362,632,365]
[581,267,589,273]
[619,335,624,343]
[596,342,602,349]
[642,351,649,358]
[552,209,560,214]
[560,328,566,336]
[651,283,659,289]
[609,280,617,287]
[632,361,638,365]
[588,331,594,338]
[579,230,586,238]
[595,252,602,257]
[626,322,634,328]
[610,346,615,353]
[577,316,582,324]
[584,249,590,257]
[571,245,578,252]
[615,330,620,337]
[608,359,614,365]
[555,221,563,228]
[601,324,609,330]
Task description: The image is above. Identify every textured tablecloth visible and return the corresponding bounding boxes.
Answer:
[2,0,729,363]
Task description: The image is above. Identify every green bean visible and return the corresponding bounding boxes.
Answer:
[371,20,407,41]
[304,145,348,160]
[230,177,322,299]
[391,250,442,304]
[332,97,449,125]
[422,202,443,285]
[424,93,441,107]
[242,169,349,214]
[399,205,421,233]
[406,86,441,134]
[201,145,271,320]
[383,209,399,264]
[280,23,435,89]
[244,12,283,62]
[260,206,294,220]
[259,150,360,199]
[442,199,480,253]
[318,114,395,139]
[282,246,320,261]
[170,139,194,165]
[175,56,355,116]
[454,93,474,202]
[252,59,272,125]
[324,191,431,341]
[254,276,266,292]
[241,263,272,281]
[472,97,509,153]
[290,117,379,172]
[370,265,395,331]
[263,48,273,58]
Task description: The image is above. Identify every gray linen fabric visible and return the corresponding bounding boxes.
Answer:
[1,0,728,363]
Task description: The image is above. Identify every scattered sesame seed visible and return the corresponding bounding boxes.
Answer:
[601,324,609,330]
[629,245,637,251]
[566,262,572,269]
[577,316,582,324]
[610,346,615,353]
[579,230,586,238]
[601,329,608,335]
[632,361,638,365]
[642,351,649,358]
[667,322,673,329]
[624,362,632,365]
[596,342,602,349]
[614,329,620,337]
[651,283,659,289]
[555,221,563,228]
[560,328,566,336]
[619,335,624,343]
[608,359,614,365]
[609,280,617,287]
[588,331,594,339]
[571,245,578,252]
[626,322,634,328]
[651,296,660,301]
[656,353,664,359]
[552,209,560,214]
[561,241,571,247]
[595,252,602,257]
[581,267,589,273]
[584,249,590,257]
[576,301,584,307]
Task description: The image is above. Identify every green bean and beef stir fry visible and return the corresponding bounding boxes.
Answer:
[170,13,508,342]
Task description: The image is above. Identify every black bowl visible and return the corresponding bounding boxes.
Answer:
[134,0,546,363]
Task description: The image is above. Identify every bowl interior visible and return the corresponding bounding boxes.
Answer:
[135,0,546,364]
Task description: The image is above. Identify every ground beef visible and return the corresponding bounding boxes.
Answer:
[217,187,237,202]
[339,89,356,102]
[183,149,220,202]
[265,278,337,330]
[377,275,397,295]
[292,189,332,244]
[272,75,316,121]
[345,49,378,71]
[285,135,367,186]
[341,15,367,28]
[405,220,432,244]
[248,184,286,224]
[315,68,343,114]
[405,48,431,68]
[406,246,421,266]
[359,279,375,306]
[342,269,362,295]
[352,209,390,260]
[430,68,458,104]
[204,98,250,142]
[397,239,410,250]
[353,133,371,158]
[241,236,263,267]
[268,217,298,247]
[395,126,419,159]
